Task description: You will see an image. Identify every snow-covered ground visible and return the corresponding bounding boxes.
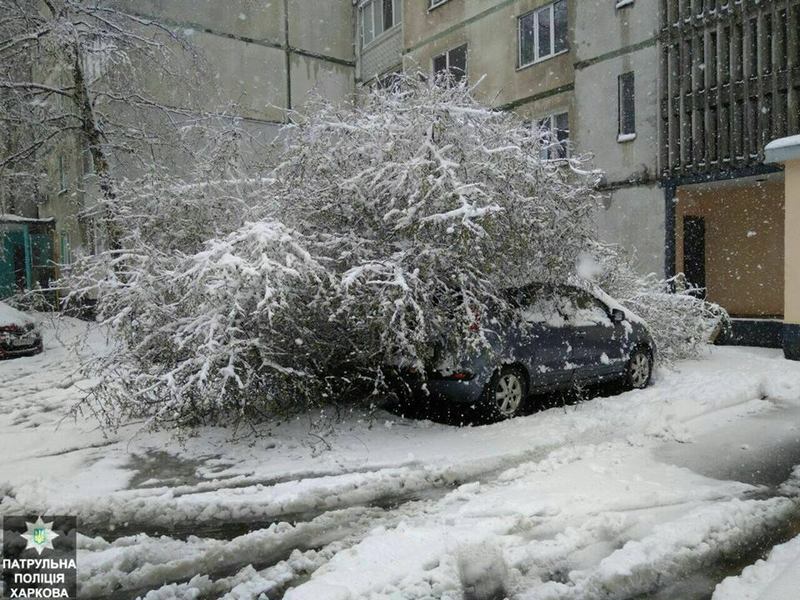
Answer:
[1,317,800,599]
[713,530,800,600]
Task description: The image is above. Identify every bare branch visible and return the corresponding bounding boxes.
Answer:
[0,81,75,97]
[0,125,83,169]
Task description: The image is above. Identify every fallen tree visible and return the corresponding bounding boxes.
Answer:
[67,75,602,431]
[67,75,725,433]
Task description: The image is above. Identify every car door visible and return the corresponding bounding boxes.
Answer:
[558,287,621,380]
[514,285,576,389]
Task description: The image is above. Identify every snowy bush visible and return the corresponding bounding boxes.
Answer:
[591,244,729,363]
[67,75,603,431]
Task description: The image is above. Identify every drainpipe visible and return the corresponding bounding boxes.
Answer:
[23,225,32,290]
[765,135,800,361]
[663,182,677,282]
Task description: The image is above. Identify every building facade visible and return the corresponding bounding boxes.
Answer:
[661,0,800,345]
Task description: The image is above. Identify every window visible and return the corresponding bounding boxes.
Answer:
[762,14,772,74]
[538,112,570,159]
[747,18,758,76]
[432,44,467,84]
[618,72,635,140]
[707,30,717,88]
[565,290,612,327]
[58,155,67,192]
[361,0,401,47]
[518,0,568,67]
[375,70,402,90]
[60,232,72,267]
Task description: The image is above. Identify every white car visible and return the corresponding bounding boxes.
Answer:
[0,301,43,358]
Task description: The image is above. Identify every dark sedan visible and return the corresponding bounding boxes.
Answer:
[391,283,655,421]
[0,301,43,359]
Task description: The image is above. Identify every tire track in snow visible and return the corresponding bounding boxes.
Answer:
[5,442,561,542]
[78,494,448,599]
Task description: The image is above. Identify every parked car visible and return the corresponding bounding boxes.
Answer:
[390,283,655,421]
[0,301,43,359]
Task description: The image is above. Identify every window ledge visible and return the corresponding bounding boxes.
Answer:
[428,0,450,12]
[615,0,634,8]
[617,133,636,143]
[517,48,570,72]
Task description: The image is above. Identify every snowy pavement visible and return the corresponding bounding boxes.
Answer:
[1,318,800,599]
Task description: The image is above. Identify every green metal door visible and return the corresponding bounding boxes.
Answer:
[0,229,27,297]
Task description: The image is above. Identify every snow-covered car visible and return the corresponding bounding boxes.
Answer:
[0,301,43,359]
[389,283,655,421]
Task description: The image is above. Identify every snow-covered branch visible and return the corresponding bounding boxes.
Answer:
[65,74,603,432]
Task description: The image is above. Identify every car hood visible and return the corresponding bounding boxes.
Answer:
[0,301,35,328]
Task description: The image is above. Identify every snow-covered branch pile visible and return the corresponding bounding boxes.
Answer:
[68,75,603,431]
[592,244,729,363]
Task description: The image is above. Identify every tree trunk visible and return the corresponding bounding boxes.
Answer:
[70,37,121,249]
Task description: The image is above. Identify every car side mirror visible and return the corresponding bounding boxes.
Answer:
[611,308,626,323]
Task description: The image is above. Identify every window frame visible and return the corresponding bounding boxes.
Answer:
[517,0,568,69]
[429,0,450,10]
[432,43,468,84]
[537,111,570,160]
[60,231,72,267]
[360,0,401,48]
[58,155,67,193]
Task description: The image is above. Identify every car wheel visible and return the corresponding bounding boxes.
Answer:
[625,347,652,389]
[482,366,528,420]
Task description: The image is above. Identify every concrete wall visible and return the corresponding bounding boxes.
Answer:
[291,53,355,110]
[34,136,91,260]
[572,0,662,276]
[115,0,355,120]
[596,185,665,276]
[786,160,800,326]
[675,179,785,318]
[119,0,285,42]
[398,0,666,277]
[288,0,354,62]
[573,4,659,184]
[783,158,800,359]
[574,0,657,64]
[185,30,288,122]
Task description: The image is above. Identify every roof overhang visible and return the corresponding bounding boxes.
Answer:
[765,135,800,164]
[0,214,55,224]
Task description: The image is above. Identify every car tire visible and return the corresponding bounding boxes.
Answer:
[481,366,528,421]
[624,347,653,390]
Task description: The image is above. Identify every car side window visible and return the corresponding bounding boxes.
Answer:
[558,289,612,327]
[518,286,567,327]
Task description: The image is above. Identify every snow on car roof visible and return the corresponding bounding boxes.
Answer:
[0,300,34,327]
